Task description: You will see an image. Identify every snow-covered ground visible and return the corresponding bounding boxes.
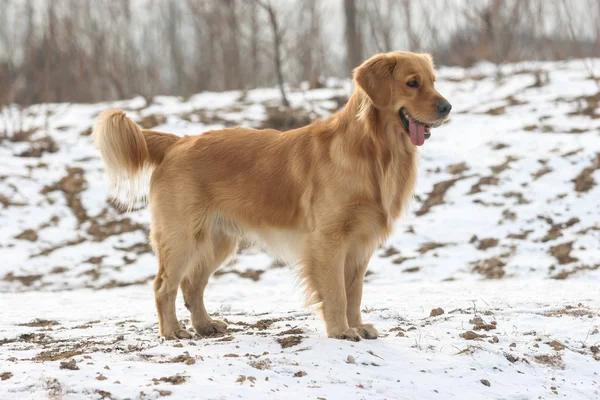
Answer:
[1,59,600,399]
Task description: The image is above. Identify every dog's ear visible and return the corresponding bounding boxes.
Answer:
[354,55,397,109]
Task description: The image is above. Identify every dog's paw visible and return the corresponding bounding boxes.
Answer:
[356,323,379,339]
[332,327,362,342]
[163,328,194,340]
[194,319,228,336]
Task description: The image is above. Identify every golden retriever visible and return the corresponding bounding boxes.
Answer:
[93,51,451,341]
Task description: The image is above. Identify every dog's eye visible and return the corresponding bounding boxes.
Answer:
[407,80,419,88]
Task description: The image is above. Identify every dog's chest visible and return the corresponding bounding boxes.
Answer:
[379,148,418,224]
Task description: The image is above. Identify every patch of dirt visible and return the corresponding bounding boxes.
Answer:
[59,359,79,370]
[543,305,596,318]
[532,166,553,180]
[541,217,579,243]
[18,136,59,158]
[469,176,499,194]
[87,214,147,242]
[429,308,444,317]
[568,92,600,119]
[35,349,85,362]
[214,268,264,282]
[15,229,38,241]
[96,275,155,290]
[490,156,517,174]
[572,153,600,193]
[534,354,564,369]
[418,242,447,254]
[152,375,188,385]
[249,359,272,370]
[470,316,497,331]
[18,319,59,328]
[416,176,473,216]
[236,375,257,384]
[507,230,532,240]
[0,195,26,208]
[277,335,303,348]
[446,162,469,175]
[550,242,578,265]
[483,106,506,116]
[403,266,421,273]
[547,340,566,351]
[392,256,412,265]
[250,319,277,331]
[491,142,509,150]
[460,331,487,340]
[562,148,583,158]
[1,372,13,380]
[294,371,307,378]
[114,241,152,255]
[278,328,304,335]
[476,238,499,250]
[137,114,167,129]
[169,352,195,365]
[32,237,86,257]
[41,167,88,224]
[46,378,63,397]
[380,247,400,258]
[552,264,600,280]
[3,272,43,286]
[502,191,530,205]
[472,257,506,279]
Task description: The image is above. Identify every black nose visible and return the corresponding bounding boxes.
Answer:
[437,101,452,117]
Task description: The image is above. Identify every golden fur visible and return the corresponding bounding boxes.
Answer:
[93,51,451,341]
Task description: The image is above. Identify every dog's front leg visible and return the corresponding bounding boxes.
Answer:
[345,256,379,339]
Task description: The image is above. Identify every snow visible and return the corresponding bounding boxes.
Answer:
[1,59,600,399]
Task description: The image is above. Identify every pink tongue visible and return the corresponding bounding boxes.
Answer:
[409,120,425,146]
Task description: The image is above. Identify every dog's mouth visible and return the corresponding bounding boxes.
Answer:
[399,108,444,147]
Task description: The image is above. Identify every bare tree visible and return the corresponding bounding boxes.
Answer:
[257,0,290,107]
[344,0,363,70]
[1,0,600,107]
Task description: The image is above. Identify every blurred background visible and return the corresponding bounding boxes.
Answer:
[1,0,599,108]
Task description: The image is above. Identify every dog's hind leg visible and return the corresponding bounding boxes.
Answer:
[152,234,197,340]
[180,235,238,336]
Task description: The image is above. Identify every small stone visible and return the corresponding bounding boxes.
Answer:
[430,308,445,317]
[346,355,356,364]
[460,331,486,340]
[548,340,566,351]
[1,372,13,381]
[59,359,79,370]
[480,379,491,387]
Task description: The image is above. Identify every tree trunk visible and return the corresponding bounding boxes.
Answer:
[264,2,290,107]
[344,0,363,71]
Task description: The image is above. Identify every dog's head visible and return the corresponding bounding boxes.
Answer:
[354,51,451,147]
